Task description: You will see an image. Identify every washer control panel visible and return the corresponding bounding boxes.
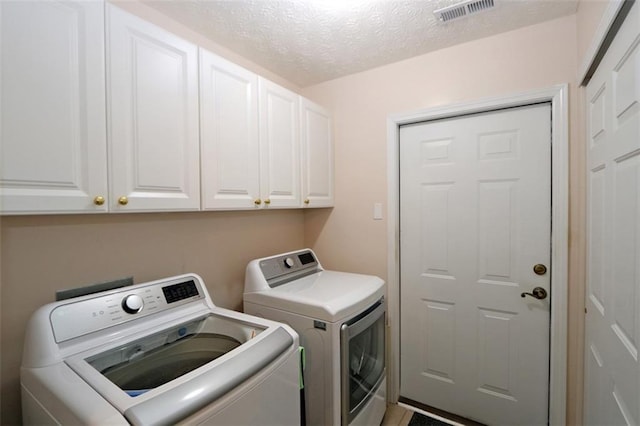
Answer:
[122,294,144,314]
[50,277,204,343]
[259,249,321,288]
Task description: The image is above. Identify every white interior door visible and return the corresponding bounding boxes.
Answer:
[584,2,640,425]
[400,104,551,425]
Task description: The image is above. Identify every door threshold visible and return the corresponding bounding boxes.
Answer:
[398,397,486,426]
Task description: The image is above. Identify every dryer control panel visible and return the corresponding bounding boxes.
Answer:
[259,249,321,288]
[50,276,205,343]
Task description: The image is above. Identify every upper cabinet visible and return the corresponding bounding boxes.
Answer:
[300,98,334,208]
[258,78,301,209]
[107,5,200,212]
[1,2,332,215]
[0,1,108,214]
[200,62,305,210]
[199,48,260,210]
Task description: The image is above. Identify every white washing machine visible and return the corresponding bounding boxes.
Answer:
[244,249,386,426]
[21,273,301,425]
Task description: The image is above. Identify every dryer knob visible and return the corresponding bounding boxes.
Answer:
[284,257,295,268]
[122,294,144,314]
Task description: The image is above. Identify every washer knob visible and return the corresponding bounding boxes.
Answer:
[122,294,144,314]
[284,257,295,268]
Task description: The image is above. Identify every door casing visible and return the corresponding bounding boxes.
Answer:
[386,85,569,425]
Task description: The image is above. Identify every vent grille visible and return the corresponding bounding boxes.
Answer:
[435,0,495,23]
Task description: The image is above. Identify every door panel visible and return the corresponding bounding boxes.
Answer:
[199,48,260,210]
[400,104,551,425]
[107,5,200,212]
[584,3,640,425]
[300,98,334,207]
[0,1,107,213]
[258,78,300,208]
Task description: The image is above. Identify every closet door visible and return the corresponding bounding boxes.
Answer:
[107,4,200,212]
[584,2,640,425]
[0,1,107,214]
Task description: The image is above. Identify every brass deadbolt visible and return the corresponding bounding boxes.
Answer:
[533,264,547,275]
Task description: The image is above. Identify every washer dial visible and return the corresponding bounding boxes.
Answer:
[122,294,144,314]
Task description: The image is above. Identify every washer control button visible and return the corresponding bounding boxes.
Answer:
[122,294,144,314]
[284,257,295,269]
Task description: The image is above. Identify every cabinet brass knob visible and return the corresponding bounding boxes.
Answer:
[304,199,310,205]
[254,199,262,205]
[118,196,129,206]
[93,196,105,206]
[264,199,271,205]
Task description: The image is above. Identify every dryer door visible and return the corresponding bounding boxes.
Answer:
[340,299,386,425]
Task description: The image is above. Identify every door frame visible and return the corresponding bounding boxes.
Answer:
[386,84,569,424]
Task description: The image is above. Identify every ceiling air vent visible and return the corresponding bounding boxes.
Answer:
[434,0,495,23]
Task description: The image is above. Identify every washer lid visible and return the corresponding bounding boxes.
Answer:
[64,311,295,424]
[243,270,385,322]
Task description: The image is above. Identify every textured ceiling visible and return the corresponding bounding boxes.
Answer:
[142,0,579,87]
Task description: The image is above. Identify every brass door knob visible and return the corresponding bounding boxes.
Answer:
[304,199,310,205]
[264,199,271,205]
[254,199,262,205]
[118,196,129,206]
[93,196,105,206]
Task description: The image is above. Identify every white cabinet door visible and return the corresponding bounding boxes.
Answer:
[259,78,301,208]
[107,4,200,212]
[300,98,333,208]
[200,48,260,210]
[0,1,107,214]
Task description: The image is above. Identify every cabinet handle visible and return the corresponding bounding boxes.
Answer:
[118,196,129,206]
[264,199,271,205]
[304,199,310,205]
[93,196,105,206]
[254,199,262,205]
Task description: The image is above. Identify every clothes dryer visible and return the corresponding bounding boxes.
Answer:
[244,249,386,426]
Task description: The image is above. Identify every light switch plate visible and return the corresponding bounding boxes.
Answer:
[373,202,383,220]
